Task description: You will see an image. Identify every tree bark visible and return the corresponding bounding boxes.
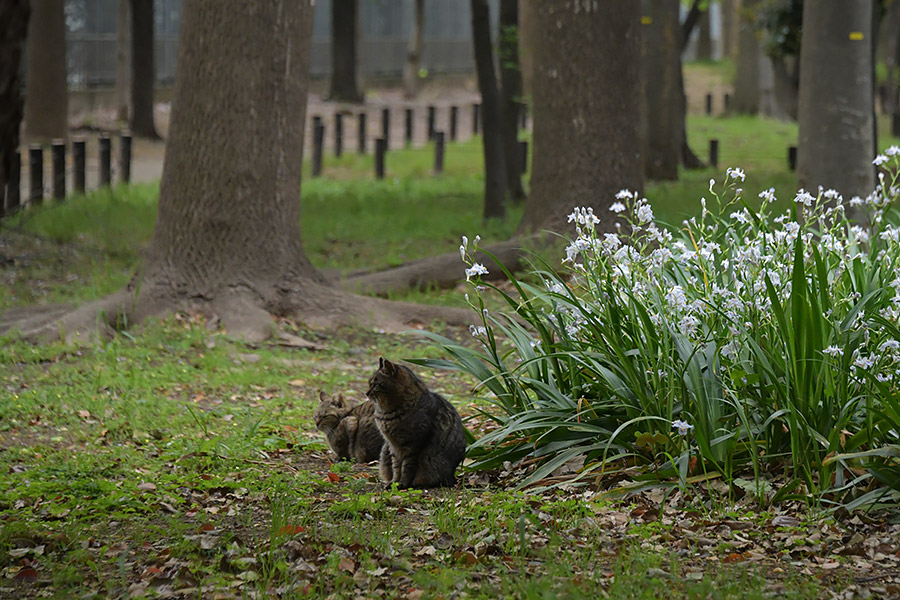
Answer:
[24,0,68,142]
[130,0,159,138]
[403,0,424,99]
[642,0,681,181]
[797,0,875,204]
[733,0,761,114]
[519,2,643,234]
[499,0,526,203]
[721,0,738,59]
[0,0,30,216]
[116,0,130,123]
[471,0,506,220]
[696,9,713,60]
[329,0,363,103]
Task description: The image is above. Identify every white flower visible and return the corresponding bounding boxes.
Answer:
[672,419,694,436]
[636,204,654,224]
[469,325,488,337]
[794,189,815,207]
[615,189,635,200]
[465,263,489,281]
[823,346,844,357]
[879,340,900,352]
[726,167,746,182]
[873,154,890,166]
[886,145,900,156]
[609,202,626,213]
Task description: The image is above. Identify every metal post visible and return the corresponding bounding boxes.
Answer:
[312,122,325,177]
[358,112,367,154]
[427,105,436,141]
[73,139,86,194]
[335,113,343,157]
[51,140,66,200]
[433,131,445,174]
[99,136,112,187]
[709,138,719,168]
[29,145,43,206]
[120,133,132,183]
[449,106,458,142]
[405,108,413,147]
[375,138,386,179]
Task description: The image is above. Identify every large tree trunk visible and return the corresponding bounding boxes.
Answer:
[519,2,643,234]
[696,9,713,60]
[329,0,363,104]
[402,0,424,99]
[2,0,468,343]
[116,0,129,123]
[130,0,158,138]
[471,0,506,220]
[1,0,30,218]
[642,0,680,181]
[498,0,526,203]
[733,0,761,114]
[23,0,67,142]
[797,0,875,205]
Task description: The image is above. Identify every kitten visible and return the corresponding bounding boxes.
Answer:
[313,391,384,463]
[366,358,467,489]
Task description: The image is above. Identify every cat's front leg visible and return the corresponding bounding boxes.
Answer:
[379,443,394,485]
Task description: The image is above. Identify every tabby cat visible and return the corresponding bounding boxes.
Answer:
[366,358,466,488]
[313,392,384,463]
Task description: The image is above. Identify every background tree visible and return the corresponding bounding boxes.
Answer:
[498,0,526,203]
[116,0,129,123]
[733,0,761,114]
[24,0,67,141]
[642,0,681,181]
[696,8,713,59]
[1,0,30,217]
[10,0,461,342]
[471,0,506,219]
[402,0,424,99]
[130,0,158,138]
[721,0,738,58]
[797,0,875,202]
[329,0,364,103]
[519,2,643,234]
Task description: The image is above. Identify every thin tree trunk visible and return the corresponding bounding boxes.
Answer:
[24,0,68,142]
[721,0,738,59]
[733,0,761,114]
[471,0,506,220]
[519,2,643,234]
[0,0,30,215]
[797,0,875,206]
[403,0,424,99]
[130,0,158,138]
[697,9,713,60]
[329,0,363,103]
[681,0,704,53]
[499,0,526,203]
[642,0,680,181]
[116,0,129,123]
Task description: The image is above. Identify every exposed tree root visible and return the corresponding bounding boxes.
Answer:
[0,279,476,345]
[342,233,550,297]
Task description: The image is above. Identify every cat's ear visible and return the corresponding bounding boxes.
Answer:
[381,358,397,376]
[334,393,346,407]
[319,390,329,402]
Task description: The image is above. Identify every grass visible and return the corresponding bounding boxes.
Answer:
[3,72,900,596]
[0,318,831,598]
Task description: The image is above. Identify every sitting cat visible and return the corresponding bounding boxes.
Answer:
[366,358,466,488]
[313,391,384,463]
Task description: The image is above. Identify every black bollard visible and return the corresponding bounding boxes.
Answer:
[120,133,132,183]
[335,113,343,157]
[99,136,112,187]
[519,140,528,175]
[427,105,436,141]
[405,108,413,147]
[375,138,386,179]
[381,108,390,149]
[705,93,713,116]
[51,140,66,200]
[473,103,480,135]
[29,145,43,206]
[709,138,719,168]
[358,112,367,154]
[433,131,445,174]
[788,145,797,171]
[450,106,458,142]
[724,93,731,112]
[312,122,325,177]
[73,139,86,194]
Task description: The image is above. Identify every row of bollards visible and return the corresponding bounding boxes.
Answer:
[2,133,132,218]
[704,93,732,116]
[707,138,800,172]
